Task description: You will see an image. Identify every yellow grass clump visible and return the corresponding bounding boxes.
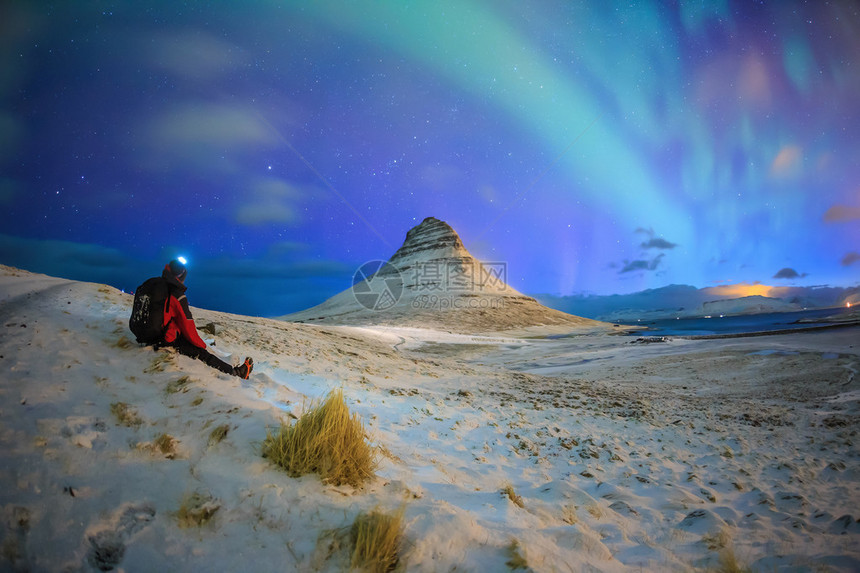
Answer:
[110,402,143,428]
[350,507,405,573]
[208,424,229,446]
[501,484,525,508]
[505,539,530,570]
[153,433,177,457]
[176,491,220,528]
[262,389,376,487]
[711,547,753,573]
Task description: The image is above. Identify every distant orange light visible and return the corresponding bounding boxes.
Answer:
[702,283,774,298]
[848,302,853,308]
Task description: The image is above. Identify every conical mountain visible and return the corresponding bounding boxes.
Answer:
[281,217,608,334]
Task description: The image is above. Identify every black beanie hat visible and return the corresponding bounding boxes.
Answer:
[167,259,187,282]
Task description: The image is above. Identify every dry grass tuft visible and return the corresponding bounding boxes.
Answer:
[561,504,577,525]
[176,491,220,528]
[505,539,530,570]
[262,389,376,487]
[153,433,177,457]
[113,335,134,349]
[586,503,604,519]
[110,402,143,428]
[702,529,753,572]
[501,484,525,508]
[166,375,191,394]
[703,528,732,551]
[350,507,405,573]
[711,547,754,573]
[144,352,172,374]
[208,424,229,446]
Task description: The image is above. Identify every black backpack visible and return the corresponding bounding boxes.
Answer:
[129,277,170,344]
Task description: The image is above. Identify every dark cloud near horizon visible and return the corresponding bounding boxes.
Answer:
[773,267,808,279]
[842,252,860,266]
[0,234,134,277]
[191,258,351,282]
[620,253,664,274]
[0,234,352,316]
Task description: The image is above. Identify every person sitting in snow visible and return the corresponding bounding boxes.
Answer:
[159,259,254,379]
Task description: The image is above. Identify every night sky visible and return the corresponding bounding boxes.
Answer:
[2,1,858,316]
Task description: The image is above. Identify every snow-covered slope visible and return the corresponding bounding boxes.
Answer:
[282,217,609,334]
[2,264,859,572]
[698,294,801,316]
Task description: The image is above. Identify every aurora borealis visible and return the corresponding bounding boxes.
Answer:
[1,1,858,316]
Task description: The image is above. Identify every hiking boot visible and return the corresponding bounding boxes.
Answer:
[234,357,254,379]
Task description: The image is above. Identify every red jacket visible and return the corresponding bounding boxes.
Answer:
[161,268,207,349]
[163,292,207,348]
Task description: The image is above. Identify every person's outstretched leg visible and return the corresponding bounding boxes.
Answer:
[170,339,235,375]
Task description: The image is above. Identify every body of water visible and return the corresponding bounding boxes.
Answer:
[623,306,857,337]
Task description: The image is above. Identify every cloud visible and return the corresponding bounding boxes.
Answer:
[842,252,860,266]
[615,228,676,273]
[770,145,802,178]
[640,237,678,250]
[0,234,127,269]
[138,102,278,175]
[773,267,808,279]
[634,227,677,250]
[620,253,664,274]
[151,103,275,148]
[0,234,141,291]
[174,256,354,316]
[146,31,248,81]
[823,204,860,223]
[236,203,297,226]
[266,241,309,258]
[193,257,350,281]
[0,233,352,317]
[236,178,303,226]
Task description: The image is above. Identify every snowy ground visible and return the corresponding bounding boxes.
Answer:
[1,265,858,572]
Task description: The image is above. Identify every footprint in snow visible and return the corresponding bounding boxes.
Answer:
[85,503,155,572]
